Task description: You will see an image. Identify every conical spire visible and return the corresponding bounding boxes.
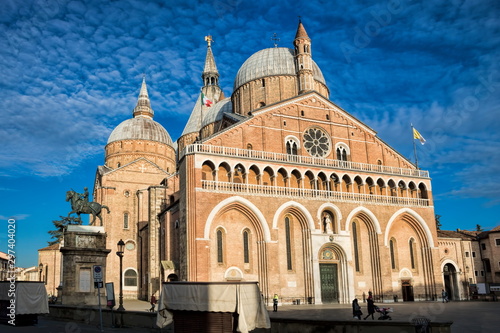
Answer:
[295,19,310,40]
[202,35,219,86]
[133,77,154,118]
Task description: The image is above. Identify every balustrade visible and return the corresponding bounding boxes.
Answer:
[201,180,430,207]
[182,144,429,178]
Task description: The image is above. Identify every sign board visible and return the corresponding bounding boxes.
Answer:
[105,282,116,308]
[93,265,103,282]
[94,281,103,288]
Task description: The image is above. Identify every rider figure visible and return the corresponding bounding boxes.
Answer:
[77,187,89,212]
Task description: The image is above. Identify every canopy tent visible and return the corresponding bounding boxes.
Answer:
[156,281,270,333]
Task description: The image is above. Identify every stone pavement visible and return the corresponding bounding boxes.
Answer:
[1,300,499,332]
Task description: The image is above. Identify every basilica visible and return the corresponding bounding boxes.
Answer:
[39,21,485,305]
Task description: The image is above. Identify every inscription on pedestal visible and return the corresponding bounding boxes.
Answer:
[76,235,97,248]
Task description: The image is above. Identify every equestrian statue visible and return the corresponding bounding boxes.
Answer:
[66,187,110,226]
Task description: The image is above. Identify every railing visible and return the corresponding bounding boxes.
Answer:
[201,181,430,207]
[181,144,430,178]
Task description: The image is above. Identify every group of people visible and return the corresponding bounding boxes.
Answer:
[352,291,376,320]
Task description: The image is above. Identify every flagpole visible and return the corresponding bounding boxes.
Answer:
[411,123,419,169]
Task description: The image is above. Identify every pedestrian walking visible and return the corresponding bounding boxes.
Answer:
[352,298,362,320]
[441,289,449,303]
[150,294,157,312]
[273,294,279,312]
[363,293,375,320]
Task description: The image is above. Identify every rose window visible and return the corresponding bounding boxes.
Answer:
[303,127,330,157]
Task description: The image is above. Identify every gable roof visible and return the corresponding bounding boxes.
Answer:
[201,90,416,168]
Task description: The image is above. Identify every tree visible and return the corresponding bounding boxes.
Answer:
[435,214,442,230]
[476,224,483,232]
[47,216,82,245]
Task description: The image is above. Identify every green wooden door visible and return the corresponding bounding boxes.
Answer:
[320,263,339,303]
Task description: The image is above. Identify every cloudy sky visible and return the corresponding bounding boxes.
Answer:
[0,0,499,267]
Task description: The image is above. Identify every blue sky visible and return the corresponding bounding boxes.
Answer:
[1,0,499,268]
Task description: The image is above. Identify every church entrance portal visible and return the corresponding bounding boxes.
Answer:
[401,280,414,301]
[443,263,458,300]
[320,263,339,303]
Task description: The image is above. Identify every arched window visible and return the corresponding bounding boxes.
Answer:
[352,222,360,272]
[390,238,397,270]
[285,216,293,270]
[217,229,224,264]
[409,238,416,269]
[243,230,250,264]
[336,146,348,161]
[124,269,137,287]
[123,212,129,229]
[286,137,299,155]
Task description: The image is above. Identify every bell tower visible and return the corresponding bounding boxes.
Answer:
[294,20,314,94]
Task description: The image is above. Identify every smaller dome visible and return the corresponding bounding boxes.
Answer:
[202,98,232,128]
[107,116,173,146]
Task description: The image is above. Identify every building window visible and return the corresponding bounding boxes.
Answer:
[481,243,486,250]
[124,269,137,287]
[285,217,292,270]
[352,222,360,272]
[409,239,416,269]
[123,212,129,229]
[243,230,250,264]
[472,251,476,258]
[484,259,491,272]
[390,238,397,270]
[480,270,485,276]
[474,270,478,277]
[286,139,298,155]
[335,143,350,161]
[217,229,224,264]
[495,239,500,246]
[303,127,331,158]
[465,251,470,257]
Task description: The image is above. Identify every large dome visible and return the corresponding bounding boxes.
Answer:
[234,47,326,90]
[107,116,173,146]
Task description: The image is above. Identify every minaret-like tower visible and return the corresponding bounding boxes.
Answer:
[294,20,314,94]
[178,36,224,152]
[133,76,154,118]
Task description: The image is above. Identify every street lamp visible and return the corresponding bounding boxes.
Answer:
[116,239,125,311]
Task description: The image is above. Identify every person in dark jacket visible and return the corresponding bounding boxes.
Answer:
[352,298,362,319]
[363,293,375,320]
[150,294,157,312]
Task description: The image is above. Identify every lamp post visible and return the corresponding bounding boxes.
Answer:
[116,239,125,311]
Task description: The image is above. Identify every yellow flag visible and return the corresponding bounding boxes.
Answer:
[413,128,426,145]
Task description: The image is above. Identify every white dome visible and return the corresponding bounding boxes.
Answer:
[233,47,326,90]
[107,116,173,146]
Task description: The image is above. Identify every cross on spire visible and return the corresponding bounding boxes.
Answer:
[205,35,213,47]
[271,33,280,48]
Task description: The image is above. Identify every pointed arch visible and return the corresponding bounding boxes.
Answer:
[384,208,435,247]
[272,201,315,231]
[344,207,382,234]
[317,203,343,232]
[203,196,271,242]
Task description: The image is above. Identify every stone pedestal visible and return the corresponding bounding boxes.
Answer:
[60,225,111,306]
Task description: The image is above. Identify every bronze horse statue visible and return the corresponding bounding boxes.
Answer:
[66,190,110,226]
